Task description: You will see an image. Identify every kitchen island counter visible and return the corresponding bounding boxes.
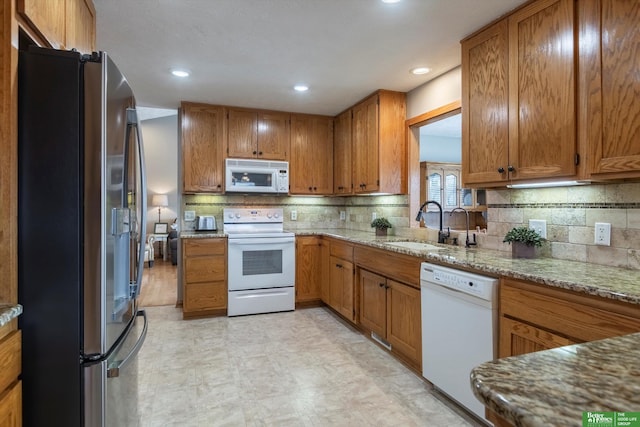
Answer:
[293,228,640,306]
[0,304,22,328]
[470,332,640,427]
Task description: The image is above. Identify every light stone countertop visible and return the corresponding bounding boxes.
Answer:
[0,304,23,327]
[180,231,226,239]
[470,332,640,427]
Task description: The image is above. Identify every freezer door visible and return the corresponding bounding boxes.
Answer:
[85,309,148,427]
[84,53,146,356]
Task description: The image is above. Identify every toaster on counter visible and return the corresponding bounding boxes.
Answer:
[195,215,216,231]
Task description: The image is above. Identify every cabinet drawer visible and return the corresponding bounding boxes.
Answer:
[501,278,640,342]
[0,331,21,395]
[354,246,421,288]
[183,239,226,257]
[185,256,225,283]
[184,281,227,312]
[330,241,353,261]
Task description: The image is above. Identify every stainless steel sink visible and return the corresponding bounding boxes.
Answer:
[383,241,444,251]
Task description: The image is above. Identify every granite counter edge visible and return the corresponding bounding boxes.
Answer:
[0,304,23,328]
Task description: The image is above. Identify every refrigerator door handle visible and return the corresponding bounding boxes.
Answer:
[127,107,147,299]
[107,309,148,378]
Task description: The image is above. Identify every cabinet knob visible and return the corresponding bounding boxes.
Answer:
[336,264,342,268]
[313,187,317,191]
[216,184,221,188]
[253,150,257,155]
[258,151,263,155]
[497,167,505,173]
[338,186,344,190]
[508,165,515,172]
[308,186,313,191]
[379,283,385,288]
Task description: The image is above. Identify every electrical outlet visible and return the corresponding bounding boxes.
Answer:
[291,210,297,221]
[340,211,346,221]
[594,222,611,246]
[372,212,377,221]
[184,210,196,221]
[528,219,547,239]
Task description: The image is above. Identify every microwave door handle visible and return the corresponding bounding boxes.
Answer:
[127,108,147,299]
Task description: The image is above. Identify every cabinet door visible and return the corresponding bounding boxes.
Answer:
[333,109,353,194]
[386,280,421,367]
[18,0,66,49]
[66,0,96,53]
[508,0,577,181]
[499,317,573,358]
[0,381,21,427]
[585,0,640,178]
[320,239,331,304]
[338,260,355,322]
[329,256,355,322]
[184,282,226,312]
[359,269,386,338]
[461,20,509,186]
[352,95,379,193]
[181,103,225,192]
[295,236,321,302]
[257,112,289,160]
[290,115,334,194]
[227,108,258,159]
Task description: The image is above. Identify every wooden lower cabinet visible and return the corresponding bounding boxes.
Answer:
[0,381,21,427]
[359,268,422,370]
[0,330,21,427]
[182,238,227,318]
[324,239,355,322]
[295,236,323,304]
[499,278,640,357]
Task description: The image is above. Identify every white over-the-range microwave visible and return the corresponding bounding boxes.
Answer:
[225,158,289,194]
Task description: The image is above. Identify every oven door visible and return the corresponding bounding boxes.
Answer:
[227,236,295,290]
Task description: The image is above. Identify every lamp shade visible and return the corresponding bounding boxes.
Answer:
[151,194,169,207]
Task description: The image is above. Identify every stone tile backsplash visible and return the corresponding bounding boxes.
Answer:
[182,181,640,270]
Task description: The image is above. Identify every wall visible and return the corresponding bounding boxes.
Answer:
[480,183,640,269]
[406,66,461,118]
[141,114,179,236]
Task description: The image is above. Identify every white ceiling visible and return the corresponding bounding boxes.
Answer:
[93,0,527,116]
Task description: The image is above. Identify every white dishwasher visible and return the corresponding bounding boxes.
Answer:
[420,262,498,422]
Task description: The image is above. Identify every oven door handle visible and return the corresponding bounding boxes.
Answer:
[228,237,295,245]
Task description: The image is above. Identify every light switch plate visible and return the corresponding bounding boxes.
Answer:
[372,212,377,221]
[340,211,346,221]
[594,222,611,246]
[528,219,547,239]
[291,210,297,221]
[184,210,196,221]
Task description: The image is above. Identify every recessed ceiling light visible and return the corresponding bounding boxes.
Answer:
[381,0,401,3]
[171,69,190,78]
[294,85,309,92]
[411,67,431,75]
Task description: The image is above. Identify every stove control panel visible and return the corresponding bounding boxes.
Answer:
[223,208,284,224]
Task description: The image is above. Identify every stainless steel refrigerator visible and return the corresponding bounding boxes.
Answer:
[18,46,148,427]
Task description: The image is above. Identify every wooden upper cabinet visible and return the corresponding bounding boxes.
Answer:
[18,0,96,53]
[18,0,66,49]
[508,0,576,181]
[227,108,289,160]
[583,0,640,179]
[461,20,510,186]
[181,102,226,193]
[352,90,406,194]
[289,114,333,195]
[462,0,578,187]
[333,109,353,194]
[65,0,96,53]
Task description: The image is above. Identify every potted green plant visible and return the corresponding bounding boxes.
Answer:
[503,226,543,258]
[371,217,392,236]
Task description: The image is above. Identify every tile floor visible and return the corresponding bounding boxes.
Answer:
[136,306,479,427]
